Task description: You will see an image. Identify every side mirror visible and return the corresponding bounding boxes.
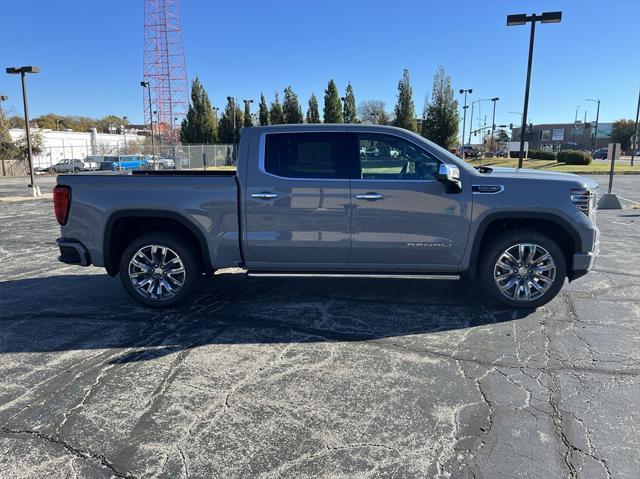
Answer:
[436,163,462,192]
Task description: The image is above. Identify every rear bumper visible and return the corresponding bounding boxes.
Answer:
[57,238,92,266]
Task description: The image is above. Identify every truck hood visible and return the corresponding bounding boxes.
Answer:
[482,167,598,189]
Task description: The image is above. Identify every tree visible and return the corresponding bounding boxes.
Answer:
[323,79,343,123]
[180,77,218,144]
[611,119,636,152]
[269,92,284,125]
[218,98,243,143]
[393,69,417,132]
[357,100,388,125]
[343,82,358,123]
[283,86,303,124]
[306,94,321,123]
[243,101,253,127]
[258,93,269,126]
[420,66,459,149]
[0,110,17,170]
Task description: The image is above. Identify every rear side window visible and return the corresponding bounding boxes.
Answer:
[264,133,349,179]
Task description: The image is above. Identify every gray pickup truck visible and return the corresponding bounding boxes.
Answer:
[53,124,599,309]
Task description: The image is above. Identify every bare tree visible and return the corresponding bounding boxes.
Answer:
[357,100,389,125]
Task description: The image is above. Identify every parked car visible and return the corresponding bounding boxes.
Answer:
[51,158,100,173]
[460,145,481,158]
[150,157,176,169]
[54,124,599,309]
[113,155,149,170]
[593,148,608,160]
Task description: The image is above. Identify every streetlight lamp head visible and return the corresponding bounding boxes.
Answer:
[492,97,500,101]
[140,81,149,87]
[506,13,527,26]
[0,95,7,101]
[6,66,40,74]
[540,11,562,23]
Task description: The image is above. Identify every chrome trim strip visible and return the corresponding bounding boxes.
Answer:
[247,272,460,280]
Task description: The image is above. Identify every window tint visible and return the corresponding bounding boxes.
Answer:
[357,133,440,180]
[264,133,348,179]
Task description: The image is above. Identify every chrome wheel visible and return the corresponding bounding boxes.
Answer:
[128,245,186,301]
[494,243,556,302]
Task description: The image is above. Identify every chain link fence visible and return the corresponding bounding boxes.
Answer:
[1,144,237,176]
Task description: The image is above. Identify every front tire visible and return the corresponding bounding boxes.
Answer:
[480,230,566,309]
[119,233,201,308]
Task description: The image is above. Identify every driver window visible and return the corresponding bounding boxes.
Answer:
[357,133,440,180]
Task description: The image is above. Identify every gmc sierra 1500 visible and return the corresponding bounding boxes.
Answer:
[54,124,599,309]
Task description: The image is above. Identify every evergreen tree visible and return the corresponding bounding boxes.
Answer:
[393,69,417,132]
[269,92,284,125]
[323,79,343,123]
[0,109,17,165]
[283,86,303,124]
[218,98,243,143]
[180,77,218,144]
[421,66,459,149]
[243,100,253,127]
[306,94,321,123]
[343,82,358,123]
[258,93,269,126]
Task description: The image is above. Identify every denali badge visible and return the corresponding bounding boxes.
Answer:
[472,185,504,194]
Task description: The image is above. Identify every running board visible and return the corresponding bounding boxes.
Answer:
[247,272,460,280]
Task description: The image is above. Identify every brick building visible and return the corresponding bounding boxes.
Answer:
[511,122,612,152]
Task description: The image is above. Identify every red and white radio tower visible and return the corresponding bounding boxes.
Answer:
[143,0,189,138]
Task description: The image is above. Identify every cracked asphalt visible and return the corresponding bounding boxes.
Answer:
[1,175,639,478]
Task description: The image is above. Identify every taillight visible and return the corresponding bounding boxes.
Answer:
[53,185,71,225]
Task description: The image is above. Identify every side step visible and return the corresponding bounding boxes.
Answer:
[247,272,460,280]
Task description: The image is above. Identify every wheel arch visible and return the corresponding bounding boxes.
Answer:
[467,212,582,279]
[104,210,212,276]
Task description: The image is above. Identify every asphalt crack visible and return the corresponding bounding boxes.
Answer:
[0,426,135,478]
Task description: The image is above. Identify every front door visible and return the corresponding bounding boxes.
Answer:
[349,132,470,267]
[243,130,352,266]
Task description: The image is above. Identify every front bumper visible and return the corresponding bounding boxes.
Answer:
[571,222,599,279]
[57,238,92,266]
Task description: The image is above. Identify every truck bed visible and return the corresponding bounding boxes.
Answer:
[57,172,242,270]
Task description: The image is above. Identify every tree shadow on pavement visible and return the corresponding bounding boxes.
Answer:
[0,272,533,362]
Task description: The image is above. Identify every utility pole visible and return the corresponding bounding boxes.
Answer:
[0,94,7,177]
[490,97,499,153]
[586,98,600,152]
[632,89,639,167]
[572,104,580,144]
[459,89,472,156]
[141,81,156,157]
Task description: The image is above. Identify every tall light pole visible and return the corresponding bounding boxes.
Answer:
[6,66,40,194]
[585,99,601,152]
[490,97,499,153]
[469,98,492,145]
[631,89,639,167]
[140,81,155,157]
[507,11,562,168]
[0,94,7,177]
[459,89,472,155]
[572,104,580,144]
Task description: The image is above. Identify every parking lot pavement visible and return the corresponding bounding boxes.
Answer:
[0,175,639,478]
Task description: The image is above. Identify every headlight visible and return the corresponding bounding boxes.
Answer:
[571,188,597,217]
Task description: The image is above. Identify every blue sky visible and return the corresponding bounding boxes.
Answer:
[1,0,638,136]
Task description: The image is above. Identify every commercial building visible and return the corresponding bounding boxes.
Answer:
[511,122,612,152]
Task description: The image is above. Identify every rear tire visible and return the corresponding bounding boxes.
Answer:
[119,233,201,308]
[480,230,566,309]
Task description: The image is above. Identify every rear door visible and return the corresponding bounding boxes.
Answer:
[349,132,470,267]
[243,130,353,266]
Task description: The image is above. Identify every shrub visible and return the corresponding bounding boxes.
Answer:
[531,150,556,161]
[557,149,592,165]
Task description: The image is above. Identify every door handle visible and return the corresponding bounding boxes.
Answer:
[251,192,279,199]
[356,193,384,200]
